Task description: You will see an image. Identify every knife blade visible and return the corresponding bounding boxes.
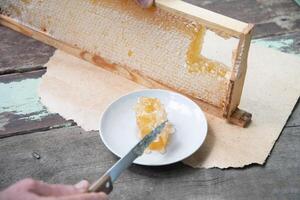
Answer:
[88,120,168,194]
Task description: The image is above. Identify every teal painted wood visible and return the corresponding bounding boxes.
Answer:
[253,39,294,51]
[253,32,300,55]
[0,70,74,138]
[0,73,48,121]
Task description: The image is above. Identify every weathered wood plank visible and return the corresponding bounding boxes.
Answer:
[0,25,55,74]
[185,0,300,38]
[286,98,300,127]
[0,125,299,199]
[0,70,74,138]
[253,32,300,55]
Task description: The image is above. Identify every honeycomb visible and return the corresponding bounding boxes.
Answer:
[135,97,174,153]
[186,26,229,78]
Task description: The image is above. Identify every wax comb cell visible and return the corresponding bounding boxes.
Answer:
[135,97,174,153]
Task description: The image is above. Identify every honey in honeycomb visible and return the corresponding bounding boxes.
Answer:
[186,26,229,78]
[135,97,174,153]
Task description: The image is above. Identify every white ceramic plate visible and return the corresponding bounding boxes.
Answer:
[100,89,207,166]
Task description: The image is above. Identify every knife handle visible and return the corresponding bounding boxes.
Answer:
[88,175,113,194]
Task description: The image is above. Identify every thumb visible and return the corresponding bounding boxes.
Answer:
[74,180,89,192]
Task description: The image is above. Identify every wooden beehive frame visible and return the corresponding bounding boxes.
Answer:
[0,0,254,127]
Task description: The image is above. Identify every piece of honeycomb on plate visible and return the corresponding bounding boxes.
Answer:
[135,97,174,153]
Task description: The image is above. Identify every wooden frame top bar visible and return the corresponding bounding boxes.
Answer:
[156,0,250,36]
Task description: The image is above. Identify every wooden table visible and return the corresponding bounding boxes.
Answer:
[0,1,299,199]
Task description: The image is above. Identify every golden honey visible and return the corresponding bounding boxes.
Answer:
[135,97,174,153]
[128,50,133,57]
[186,26,229,78]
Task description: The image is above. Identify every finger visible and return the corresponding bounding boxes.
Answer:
[47,192,108,200]
[28,180,83,197]
[74,180,89,192]
[135,0,154,8]
[0,179,41,200]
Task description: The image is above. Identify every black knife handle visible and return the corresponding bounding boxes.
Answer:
[88,175,113,194]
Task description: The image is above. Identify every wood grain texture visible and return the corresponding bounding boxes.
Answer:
[185,0,300,56]
[185,0,300,38]
[0,70,74,138]
[156,0,249,36]
[0,125,299,199]
[0,1,299,199]
[0,25,55,74]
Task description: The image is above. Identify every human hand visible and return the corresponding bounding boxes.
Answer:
[0,178,108,200]
[135,0,154,8]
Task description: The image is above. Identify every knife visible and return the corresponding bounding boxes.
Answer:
[88,120,168,194]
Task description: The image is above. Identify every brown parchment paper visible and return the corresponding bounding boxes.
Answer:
[39,44,300,168]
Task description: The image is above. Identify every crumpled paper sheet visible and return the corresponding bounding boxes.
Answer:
[39,44,300,168]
